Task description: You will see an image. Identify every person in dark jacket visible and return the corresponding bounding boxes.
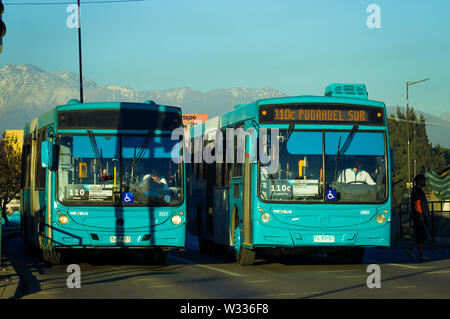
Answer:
[406,173,431,261]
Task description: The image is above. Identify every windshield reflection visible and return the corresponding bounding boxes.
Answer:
[57,134,183,206]
[259,130,387,202]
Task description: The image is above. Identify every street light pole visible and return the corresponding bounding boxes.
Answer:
[77,0,84,103]
[406,78,429,197]
[406,83,410,197]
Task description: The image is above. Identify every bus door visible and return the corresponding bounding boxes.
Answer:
[229,123,254,246]
[229,124,244,243]
[205,161,215,240]
[241,134,253,246]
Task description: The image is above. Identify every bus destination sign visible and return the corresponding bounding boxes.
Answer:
[259,104,385,125]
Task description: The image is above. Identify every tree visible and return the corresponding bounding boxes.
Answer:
[388,107,449,207]
[0,132,22,226]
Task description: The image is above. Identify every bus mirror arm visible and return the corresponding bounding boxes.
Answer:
[41,141,57,171]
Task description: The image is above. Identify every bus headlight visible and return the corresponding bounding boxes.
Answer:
[171,215,182,225]
[376,214,386,224]
[58,215,69,225]
[260,213,271,223]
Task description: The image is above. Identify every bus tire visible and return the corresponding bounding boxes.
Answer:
[327,247,365,264]
[43,248,64,266]
[197,206,213,254]
[234,226,255,266]
[155,251,167,265]
[22,219,40,255]
[144,251,167,265]
[212,243,229,256]
[239,247,256,266]
[348,247,365,264]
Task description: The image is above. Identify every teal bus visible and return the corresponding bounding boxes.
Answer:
[187,84,392,265]
[20,99,186,265]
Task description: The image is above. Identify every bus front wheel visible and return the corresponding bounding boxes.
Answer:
[327,247,365,264]
[144,250,167,265]
[43,248,64,266]
[233,226,255,266]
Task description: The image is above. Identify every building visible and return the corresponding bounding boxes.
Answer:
[3,129,24,152]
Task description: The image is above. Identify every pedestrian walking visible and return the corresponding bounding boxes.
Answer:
[406,173,431,261]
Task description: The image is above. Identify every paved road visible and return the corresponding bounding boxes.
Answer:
[3,233,450,299]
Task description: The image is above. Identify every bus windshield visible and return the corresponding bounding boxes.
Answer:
[259,130,387,203]
[57,134,183,206]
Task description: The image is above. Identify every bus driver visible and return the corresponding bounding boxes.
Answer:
[337,156,376,185]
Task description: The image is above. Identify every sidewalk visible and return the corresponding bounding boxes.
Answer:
[0,258,20,299]
[391,238,450,253]
[1,227,21,299]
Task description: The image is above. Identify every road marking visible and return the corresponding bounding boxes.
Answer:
[245,280,269,283]
[317,270,351,273]
[267,293,295,297]
[396,286,416,289]
[338,275,368,278]
[168,255,244,277]
[366,260,431,269]
[425,271,450,275]
[388,263,431,269]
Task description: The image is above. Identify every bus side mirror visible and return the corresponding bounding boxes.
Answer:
[390,148,395,171]
[41,141,56,171]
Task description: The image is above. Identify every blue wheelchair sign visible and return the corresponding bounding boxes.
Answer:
[326,189,337,201]
[122,192,134,204]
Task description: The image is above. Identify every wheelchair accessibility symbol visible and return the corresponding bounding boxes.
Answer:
[122,192,134,204]
[326,189,337,201]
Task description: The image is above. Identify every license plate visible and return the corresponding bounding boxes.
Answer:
[313,235,335,243]
[110,236,131,243]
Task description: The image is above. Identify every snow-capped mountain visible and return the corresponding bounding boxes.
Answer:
[0,64,286,130]
[1,64,448,148]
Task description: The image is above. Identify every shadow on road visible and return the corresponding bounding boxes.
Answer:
[4,234,183,298]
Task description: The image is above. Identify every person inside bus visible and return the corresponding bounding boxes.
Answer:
[140,168,168,188]
[101,168,114,182]
[337,156,376,185]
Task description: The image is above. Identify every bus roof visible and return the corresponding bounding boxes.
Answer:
[190,91,386,137]
[24,100,181,135]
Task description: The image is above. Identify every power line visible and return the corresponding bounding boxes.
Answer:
[3,0,146,5]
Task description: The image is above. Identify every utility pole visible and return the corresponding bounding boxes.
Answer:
[406,78,429,197]
[77,0,84,103]
[0,0,6,54]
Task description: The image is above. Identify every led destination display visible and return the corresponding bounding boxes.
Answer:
[259,104,385,125]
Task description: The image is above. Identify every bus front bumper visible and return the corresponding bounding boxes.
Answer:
[49,224,186,249]
[251,222,390,248]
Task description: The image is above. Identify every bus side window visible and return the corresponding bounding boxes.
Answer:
[21,137,30,189]
[232,123,244,177]
[25,136,31,189]
[39,129,47,188]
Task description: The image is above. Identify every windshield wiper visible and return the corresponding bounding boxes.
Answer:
[279,124,295,151]
[130,133,152,181]
[87,130,103,173]
[333,125,359,181]
[339,125,359,156]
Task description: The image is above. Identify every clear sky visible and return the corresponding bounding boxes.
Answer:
[1,0,450,116]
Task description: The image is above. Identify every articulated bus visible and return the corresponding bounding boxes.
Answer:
[187,84,392,265]
[20,99,186,265]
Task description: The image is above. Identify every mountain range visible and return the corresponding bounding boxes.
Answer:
[1,64,449,148]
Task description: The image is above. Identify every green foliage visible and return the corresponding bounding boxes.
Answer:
[0,132,22,225]
[388,107,449,207]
